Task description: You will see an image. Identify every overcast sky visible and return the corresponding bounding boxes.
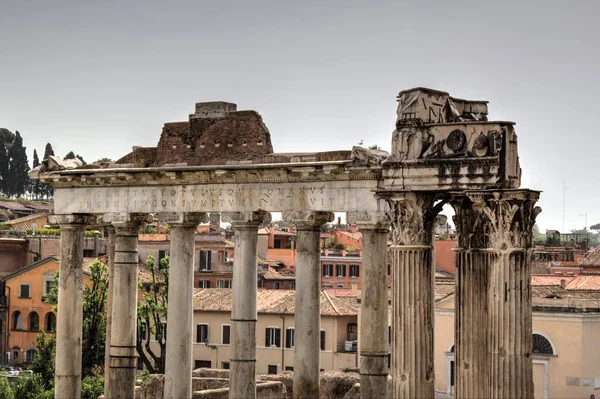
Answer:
[1,0,598,232]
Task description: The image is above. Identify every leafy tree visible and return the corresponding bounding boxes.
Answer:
[45,259,109,375]
[136,255,168,374]
[7,131,30,197]
[0,375,14,399]
[31,332,56,389]
[591,223,600,231]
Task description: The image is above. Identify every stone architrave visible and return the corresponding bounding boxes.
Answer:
[163,212,208,399]
[381,192,445,399]
[347,210,391,399]
[103,212,152,399]
[222,210,271,399]
[282,211,334,399]
[50,214,94,399]
[468,190,541,399]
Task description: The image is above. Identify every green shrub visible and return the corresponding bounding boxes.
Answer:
[14,374,46,399]
[81,367,104,399]
[0,376,14,399]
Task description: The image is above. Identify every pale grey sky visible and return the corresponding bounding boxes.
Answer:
[1,0,598,232]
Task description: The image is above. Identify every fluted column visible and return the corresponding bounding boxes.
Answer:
[347,211,390,399]
[51,214,94,399]
[164,213,208,399]
[284,211,334,399]
[104,213,150,399]
[470,190,540,399]
[222,210,271,399]
[450,196,491,398]
[103,226,116,396]
[383,192,443,399]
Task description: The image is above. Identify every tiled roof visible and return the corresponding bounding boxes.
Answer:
[262,269,296,280]
[531,275,573,286]
[338,231,362,241]
[565,274,600,291]
[193,288,358,316]
[579,246,600,266]
[435,282,455,302]
[0,201,34,211]
[323,289,355,297]
[4,213,48,225]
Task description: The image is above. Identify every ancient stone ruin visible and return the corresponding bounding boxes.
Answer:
[35,87,540,399]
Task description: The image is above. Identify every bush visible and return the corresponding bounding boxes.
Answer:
[334,243,345,251]
[0,376,14,399]
[81,366,104,399]
[14,374,46,399]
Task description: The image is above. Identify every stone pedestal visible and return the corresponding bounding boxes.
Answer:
[223,211,271,399]
[164,213,207,399]
[284,211,333,399]
[104,213,149,399]
[384,192,443,399]
[348,212,390,399]
[51,214,93,399]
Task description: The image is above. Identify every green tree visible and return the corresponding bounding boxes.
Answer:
[31,332,56,389]
[0,141,9,196]
[7,131,30,197]
[136,255,168,374]
[65,151,86,165]
[44,259,109,375]
[0,375,14,399]
[41,142,55,199]
[14,374,47,399]
[31,149,41,199]
[95,157,113,163]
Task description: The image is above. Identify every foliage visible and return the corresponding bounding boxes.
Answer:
[136,255,168,374]
[334,243,345,251]
[64,151,86,165]
[0,375,14,399]
[346,245,358,252]
[44,259,109,376]
[14,374,47,399]
[135,370,149,386]
[94,157,113,163]
[324,236,337,249]
[591,223,600,231]
[81,366,104,399]
[31,332,56,389]
[7,131,30,197]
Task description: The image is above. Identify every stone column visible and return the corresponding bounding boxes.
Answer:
[469,190,540,399]
[347,211,390,399]
[383,192,443,399]
[163,213,207,399]
[103,226,116,396]
[104,213,150,399]
[51,214,93,399]
[283,211,334,399]
[450,196,491,399]
[222,210,271,399]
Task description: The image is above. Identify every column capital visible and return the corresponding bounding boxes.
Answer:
[379,191,445,246]
[160,212,208,226]
[222,210,271,226]
[49,213,95,225]
[282,211,334,228]
[346,211,390,230]
[101,212,153,227]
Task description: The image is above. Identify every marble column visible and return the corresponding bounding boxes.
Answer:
[163,213,207,399]
[222,210,271,399]
[103,226,116,396]
[283,211,333,399]
[450,196,491,399]
[51,214,93,399]
[347,212,390,399]
[384,192,443,399]
[469,190,541,399]
[104,213,150,399]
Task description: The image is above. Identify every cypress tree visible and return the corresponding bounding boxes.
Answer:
[41,143,55,199]
[8,131,30,198]
[32,149,40,168]
[43,142,55,160]
[0,141,9,197]
[32,149,40,199]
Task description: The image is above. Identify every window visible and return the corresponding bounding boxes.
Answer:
[224,280,232,288]
[320,330,326,351]
[291,282,295,290]
[336,264,346,277]
[138,322,147,341]
[221,361,230,370]
[221,325,231,345]
[44,276,56,296]
[274,282,280,289]
[45,312,56,332]
[285,328,295,348]
[199,250,212,271]
[19,284,31,298]
[387,264,391,276]
[199,280,211,288]
[336,283,344,288]
[217,280,224,288]
[12,311,23,330]
[12,348,19,362]
[26,349,36,363]
[285,366,294,372]
[322,264,333,277]
[161,322,167,340]
[265,327,281,347]
[195,360,211,368]
[197,324,209,343]
[158,250,169,264]
[155,322,166,341]
[268,365,278,374]
[347,323,358,341]
[532,333,554,355]
[29,312,40,332]
[274,239,282,249]
[349,264,360,278]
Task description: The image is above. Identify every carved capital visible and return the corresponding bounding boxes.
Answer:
[222,210,271,226]
[159,212,208,226]
[346,211,390,230]
[101,212,153,226]
[48,213,95,226]
[381,192,445,246]
[465,190,541,250]
[451,196,488,250]
[282,211,334,228]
